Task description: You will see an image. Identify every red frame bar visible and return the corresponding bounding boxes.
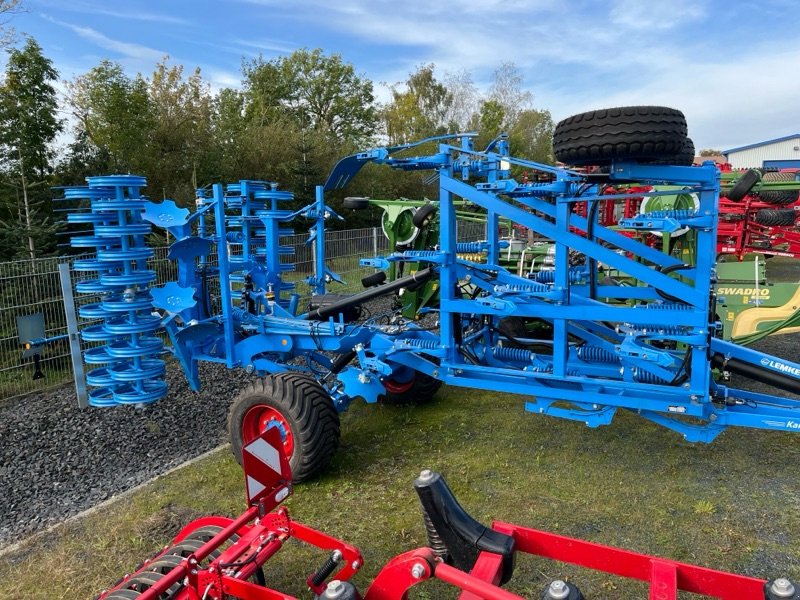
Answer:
[492,520,766,600]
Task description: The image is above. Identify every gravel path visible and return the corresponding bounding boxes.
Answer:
[0,296,401,548]
[0,362,251,546]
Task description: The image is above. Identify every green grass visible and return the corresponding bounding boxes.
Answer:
[2,386,800,599]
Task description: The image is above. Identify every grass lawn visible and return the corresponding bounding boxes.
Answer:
[2,385,800,599]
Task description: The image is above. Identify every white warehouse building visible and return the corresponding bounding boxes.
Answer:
[723,134,800,169]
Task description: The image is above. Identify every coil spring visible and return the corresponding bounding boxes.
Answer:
[455,242,486,253]
[309,550,342,587]
[576,345,618,363]
[533,267,586,284]
[643,302,692,310]
[67,175,166,407]
[400,250,439,258]
[231,307,259,324]
[635,324,687,336]
[645,209,697,220]
[632,369,668,384]
[422,509,448,559]
[495,281,548,294]
[493,346,535,362]
[399,338,439,350]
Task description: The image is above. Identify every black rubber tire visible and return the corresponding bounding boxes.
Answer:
[343,196,370,210]
[228,372,340,483]
[105,591,142,599]
[648,137,695,166]
[759,172,799,205]
[726,169,760,201]
[381,371,442,405]
[553,106,687,165]
[755,209,797,227]
[412,203,437,228]
[759,189,800,205]
[361,270,387,288]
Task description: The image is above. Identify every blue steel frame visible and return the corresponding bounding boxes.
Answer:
[132,134,800,442]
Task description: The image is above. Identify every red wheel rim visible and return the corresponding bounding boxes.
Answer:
[383,376,415,394]
[242,405,294,458]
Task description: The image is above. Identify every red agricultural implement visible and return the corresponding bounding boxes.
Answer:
[95,429,797,600]
[717,170,800,260]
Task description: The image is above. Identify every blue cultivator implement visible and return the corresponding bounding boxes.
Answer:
[63,106,800,481]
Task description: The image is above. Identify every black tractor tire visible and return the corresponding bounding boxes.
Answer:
[759,189,800,205]
[725,169,760,201]
[228,372,340,483]
[759,172,799,205]
[648,137,695,166]
[553,106,687,165]
[343,196,370,210]
[361,270,387,288]
[755,209,797,227]
[381,371,442,405]
[412,203,437,228]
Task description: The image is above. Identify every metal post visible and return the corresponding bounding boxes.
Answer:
[372,226,379,271]
[213,184,236,368]
[58,262,88,408]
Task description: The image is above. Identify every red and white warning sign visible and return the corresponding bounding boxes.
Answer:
[242,427,292,507]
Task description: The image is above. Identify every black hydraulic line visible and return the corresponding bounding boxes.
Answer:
[655,263,692,304]
[587,199,600,299]
[304,267,436,320]
[330,351,356,374]
[712,354,800,396]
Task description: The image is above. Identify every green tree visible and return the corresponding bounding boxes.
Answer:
[0,37,62,259]
[699,148,722,157]
[508,108,554,163]
[146,59,214,201]
[66,60,153,172]
[478,99,505,145]
[243,48,377,144]
[383,64,453,144]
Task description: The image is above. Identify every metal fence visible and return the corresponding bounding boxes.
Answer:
[0,222,486,402]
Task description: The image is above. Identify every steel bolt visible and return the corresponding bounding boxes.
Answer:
[351,560,361,570]
[411,563,426,579]
[323,580,345,598]
[418,469,434,482]
[770,578,796,598]
[545,579,570,600]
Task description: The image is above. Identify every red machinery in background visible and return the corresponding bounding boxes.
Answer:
[95,429,796,600]
[572,169,800,260]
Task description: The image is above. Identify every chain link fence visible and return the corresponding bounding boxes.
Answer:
[0,222,486,402]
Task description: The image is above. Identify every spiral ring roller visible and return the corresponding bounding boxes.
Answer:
[254,185,296,307]
[66,175,166,407]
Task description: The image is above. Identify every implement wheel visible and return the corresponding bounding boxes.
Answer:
[755,209,797,227]
[553,106,687,165]
[758,173,799,205]
[726,169,760,201]
[228,372,340,482]
[381,368,442,405]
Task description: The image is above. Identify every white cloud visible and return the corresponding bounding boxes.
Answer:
[609,0,707,30]
[41,15,166,65]
[233,37,296,54]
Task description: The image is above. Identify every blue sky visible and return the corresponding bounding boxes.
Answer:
[6,0,800,152]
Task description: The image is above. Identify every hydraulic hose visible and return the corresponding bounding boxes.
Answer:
[711,354,800,396]
[304,267,436,320]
